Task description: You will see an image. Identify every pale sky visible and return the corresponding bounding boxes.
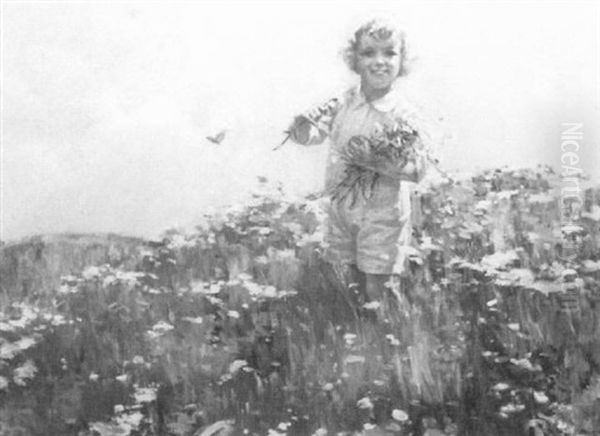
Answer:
[2,0,599,241]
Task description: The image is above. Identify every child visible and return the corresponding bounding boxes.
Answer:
[288,19,438,306]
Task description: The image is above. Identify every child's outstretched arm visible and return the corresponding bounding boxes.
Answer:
[287,114,329,146]
[287,98,339,146]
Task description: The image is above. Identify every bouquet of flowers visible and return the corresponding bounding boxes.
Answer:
[331,120,419,205]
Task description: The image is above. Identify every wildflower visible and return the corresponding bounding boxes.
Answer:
[277,422,291,431]
[392,409,409,422]
[218,374,233,384]
[419,237,442,251]
[344,355,366,364]
[510,358,541,372]
[60,274,80,283]
[151,321,174,334]
[8,317,28,329]
[102,275,118,287]
[363,301,381,310]
[486,299,498,307]
[13,360,37,386]
[115,271,145,287]
[206,296,223,306]
[278,289,298,298]
[182,316,204,324]
[0,341,19,361]
[500,403,525,414]
[82,266,104,280]
[262,227,274,235]
[582,260,600,272]
[357,397,374,410]
[50,314,67,326]
[492,382,510,391]
[481,250,519,271]
[254,255,270,265]
[0,322,15,332]
[533,391,549,404]
[296,231,325,246]
[263,286,278,298]
[58,284,79,294]
[115,411,144,433]
[561,224,584,235]
[116,374,128,383]
[229,359,248,374]
[386,334,400,346]
[384,278,400,290]
[134,386,157,403]
[343,333,357,346]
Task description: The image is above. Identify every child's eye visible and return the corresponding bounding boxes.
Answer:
[385,50,398,57]
[359,49,375,57]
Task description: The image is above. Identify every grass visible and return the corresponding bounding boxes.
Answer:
[0,166,599,435]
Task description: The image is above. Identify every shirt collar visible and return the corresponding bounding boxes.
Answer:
[350,81,403,113]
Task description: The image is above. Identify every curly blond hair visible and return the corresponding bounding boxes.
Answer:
[342,18,408,77]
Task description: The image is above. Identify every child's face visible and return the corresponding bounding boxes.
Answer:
[355,34,402,96]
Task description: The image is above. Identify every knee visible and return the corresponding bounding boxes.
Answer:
[365,273,389,300]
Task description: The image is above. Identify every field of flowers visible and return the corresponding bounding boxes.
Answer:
[1,166,599,436]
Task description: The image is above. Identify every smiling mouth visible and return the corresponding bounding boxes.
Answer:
[370,70,389,76]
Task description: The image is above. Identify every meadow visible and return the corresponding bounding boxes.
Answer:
[1,165,599,436]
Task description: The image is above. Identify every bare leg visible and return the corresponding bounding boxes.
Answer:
[361,273,393,325]
[365,273,390,302]
[347,263,367,304]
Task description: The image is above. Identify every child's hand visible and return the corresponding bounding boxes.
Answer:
[346,135,372,161]
[288,114,315,144]
[288,112,331,144]
[286,98,338,146]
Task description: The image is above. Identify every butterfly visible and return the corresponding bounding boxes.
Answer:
[206,130,228,144]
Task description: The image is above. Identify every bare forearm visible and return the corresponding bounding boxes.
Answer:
[288,115,329,146]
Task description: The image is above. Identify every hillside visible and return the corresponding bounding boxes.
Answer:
[1,166,599,436]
